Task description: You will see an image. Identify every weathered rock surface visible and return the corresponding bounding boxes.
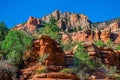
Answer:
[83,42,100,57]
[14,10,120,43]
[99,47,120,70]
[42,10,91,32]
[23,35,65,67]
[14,16,41,33]
[21,35,65,79]
[30,72,80,80]
[83,42,120,70]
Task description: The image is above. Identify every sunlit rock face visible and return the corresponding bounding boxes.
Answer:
[42,10,91,32]
[14,16,41,33]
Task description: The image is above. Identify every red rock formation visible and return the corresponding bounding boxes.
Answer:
[70,29,100,42]
[42,10,91,31]
[30,72,80,80]
[99,47,120,70]
[62,33,71,44]
[14,16,41,33]
[39,35,65,66]
[83,42,100,57]
[23,35,65,67]
[109,22,120,32]
[21,35,65,79]
[83,42,120,70]
[100,27,111,43]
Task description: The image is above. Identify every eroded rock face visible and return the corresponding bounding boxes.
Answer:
[30,72,80,80]
[23,35,65,67]
[83,42,120,70]
[61,29,101,44]
[21,35,65,79]
[100,27,111,43]
[42,10,91,32]
[83,42,100,57]
[109,22,120,32]
[99,47,120,70]
[39,35,65,66]
[14,16,41,33]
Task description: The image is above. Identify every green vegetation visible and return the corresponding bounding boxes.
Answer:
[36,66,48,74]
[60,68,77,74]
[39,53,49,64]
[102,65,120,79]
[74,43,95,71]
[61,41,79,50]
[94,39,106,47]
[0,21,9,41]
[1,30,32,65]
[106,39,114,46]
[39,16,61,42]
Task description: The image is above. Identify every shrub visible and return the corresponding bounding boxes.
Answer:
[102,65,120,79]
[39,53,49,64]
[94,40,106,47]
[106,39,114,46]
[36,66,48,74]
[60,68,77,74]
[77,70,89,80]
[74,43,95,71]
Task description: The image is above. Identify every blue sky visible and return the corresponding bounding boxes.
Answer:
[0,0,120,28]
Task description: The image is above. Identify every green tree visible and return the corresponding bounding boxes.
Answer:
[0,21,9,41]
[40,16,61,42]
[1,30,32,65]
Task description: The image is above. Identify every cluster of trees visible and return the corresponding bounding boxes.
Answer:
[0,22,32,66]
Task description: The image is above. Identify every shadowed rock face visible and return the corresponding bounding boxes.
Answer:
[0,70,12,80]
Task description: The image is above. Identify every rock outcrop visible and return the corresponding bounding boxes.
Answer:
[42,10,91,32]
[23,35,65,67]
[13,10,120,43]
[30,72,80,80]
[83,42,120,70]
[14,16,41,33]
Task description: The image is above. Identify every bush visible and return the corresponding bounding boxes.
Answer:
[106,39,114,46]
[39,53,49,64]
[77,70,89,80]
[60,68,77,74]
[94,40,106,47]
[36,66,48,74]
[74,43,95,71]
[102,65,120,79]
